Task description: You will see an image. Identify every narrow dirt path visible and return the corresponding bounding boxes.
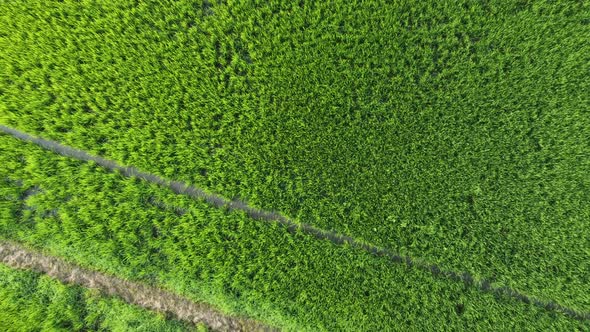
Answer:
[0,241,274,332]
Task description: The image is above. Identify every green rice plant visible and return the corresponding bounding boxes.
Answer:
[1,0,589,329]
[1,0,588,312]
[1,129,588,331]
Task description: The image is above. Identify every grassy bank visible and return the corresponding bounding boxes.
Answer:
[0,264,194,331]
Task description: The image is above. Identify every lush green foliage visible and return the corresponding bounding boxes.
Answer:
[0,263,192,331]
[1,0,588,313]
[1,133,588,331]
[1,0,589,329]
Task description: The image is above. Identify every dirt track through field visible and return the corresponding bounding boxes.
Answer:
[1,124,588,321]
[0,241,274,332]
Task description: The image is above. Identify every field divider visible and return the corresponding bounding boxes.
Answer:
[0,240,274,331]
[1,124,588,321]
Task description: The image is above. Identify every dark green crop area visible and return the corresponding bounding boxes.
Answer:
[0,264,193,331]
[1,0,589,329]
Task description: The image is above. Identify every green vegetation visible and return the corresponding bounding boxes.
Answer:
[1,0,589,329]
[0,264,192,331]
[1,129,588,330]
